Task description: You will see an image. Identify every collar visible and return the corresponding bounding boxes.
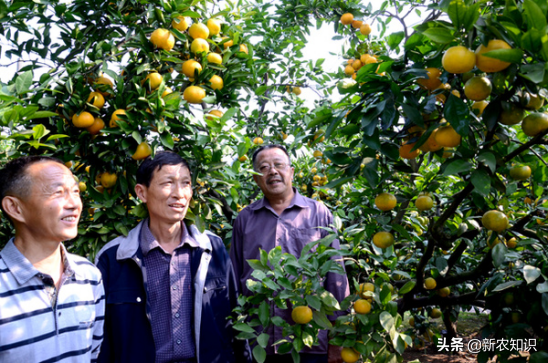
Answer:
[116,220,212,261]
[139,219,199,256]
[249,187,309,211]
[0,239,76,286]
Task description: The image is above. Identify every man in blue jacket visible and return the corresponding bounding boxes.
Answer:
[95,151,250,363]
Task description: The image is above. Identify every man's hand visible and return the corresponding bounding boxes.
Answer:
[328,344,343,363]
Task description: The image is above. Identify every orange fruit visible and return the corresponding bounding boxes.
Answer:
[419,130,443,152]
[162,87,173,98]
[101,172,117,188]
[442,45,476,74]
[372,231,395,249]
[471,100,489,116]
[171,16,189,31]
[210,75,224,90]
[417,68,442,91]
[358,282,375,299]
[313,150,323,158]
[507,237,517,249]
[188,23,209,39]
[292,86,302,95]
[182,60,203,78]
[291,306,313,324]
[72,111,95,128]
[341,347,360,363]
[78,181,87,193]
[522,112,548,136]
[360,23,371,36]
[86,117,105,135]
[351,20,363,29]
[191,38,209,53]
[206,18,221,36]
[94,76,114,96]
[475,39,512,73]
[144,72,163,89]
[437,287,450,298]
[253,137,264,145]
[340,13,354,25]
[87,92,105,109]
[206,110,224,120]
[434,125,461,147]
[498,102,525,125]
[375,192,397,211]
[110,109,127,127]
[354,299,371,314]
[352,59,362,71]
[239,44,249,54]
[415,195,434,211]
[238,155,248,162]
[523,92,545,110]
[430,308,442,318]
[464,76,492,101]
[399,143,420,159]
[361,53,377,64]
[183,86,206,104]
[344,65,355,76]
[442,147,455,158]
[207,52,223,65]
[424,277,437,290]
[509,165,531,180]
[525,197,534,205]
[222,37,234,49]
[482,210,509,232]
[150,28,175,51]
[132,142,152,160]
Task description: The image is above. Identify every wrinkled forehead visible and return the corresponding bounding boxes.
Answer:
[151,163,191,181]
[256,148,290,164]
[25,162,75,192]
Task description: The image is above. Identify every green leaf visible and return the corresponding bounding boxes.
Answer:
[252,345,266,363]
[471,169,491,196]
[447,0,467,30]
[482,49,524,64]
[131,131,142,144]
[478,152,496,173]
[491,242,506,267]
[305,295,322,311]
[379,311,395,332]
[443,159,473,176]
[530,351,548,363]
[258,301,270,327]
[319,290,340,309]
[386,31,405,50]
[25,111,59,120]
[422,28,454,44]
[523,265,541,283]
[32,124,48,140]
[524,0,547,30]
[15,71,33,94]
[247,259,269,272]
[463,3,481,31]
[233,323,257,333]
[302,331,314,348]
[255,85,268,96]
[160,132,174,149]
[257,333,270,349]
[541,293,548,317]
[492,280,523,292]
[444,94,471,136]
[399,280,416,295]
[312,310,332,329]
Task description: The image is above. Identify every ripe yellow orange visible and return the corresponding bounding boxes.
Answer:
[162,87,173,98]
[222,37,234,49]
[424,277,437,290]
[361,53,377,64]
[191,38,209,53]
[188,23,209,39]
[210,75,224,90]
[206,110,224,120]
[340,347,360,363]
[482,210,509,232]
[206,18,221,36]
[253,137,264,145]
[409,317,415,327]
[144,72,163,89]
[419,131,443,152]
[507,237,517,249]
[344,65,355,76]
[399,143,420,159]
[78,181,87,193]
[372,231,395,249]
[291,306,313,324]
[471,100,489,116]
[354,299,371,314]
[464,76,492,101]
[239,44,249,54]
[360,23,371,36]
[110,109,127,127]
[171,16,189,31]
[86,117,105,135]
[522,112,548,137]
[207,52,223,64]
[132,142,152,160]
[340,13,354,25]
[183,85,206,104]
[351,20,363,29]
[415,195,434,211]
[313,150,323,158]
[94,76,114,96]
[498,102,525,125]
[238,155,248,162]
[101,172,117,188]
[87,92,105,109]
[437,287,450,298]
[435,125,461,147]
[475,39,512,73]
[292,86,302,95]
[351,59,362,71]
[442,147,455,158]
[417,67,442,91]
[150,28,175,51]
[442,45,476,74]
[358,282,375,299]
[523,92,544,110]
[509,165,531,180]
[430,308,442,318]
[182,60,203,78]
[72,111,95,128]
[375,192,397,211]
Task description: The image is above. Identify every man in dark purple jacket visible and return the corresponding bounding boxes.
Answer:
[230,144,349,363]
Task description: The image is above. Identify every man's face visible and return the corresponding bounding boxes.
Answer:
[136,164,192,225]
[19,162,82,242]
[253,148,294,200]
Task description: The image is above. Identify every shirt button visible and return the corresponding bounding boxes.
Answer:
[172,286,177,290]
[175,313,180,318]
[176,340,181,345]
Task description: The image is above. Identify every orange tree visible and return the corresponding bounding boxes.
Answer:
[1,0,548,362]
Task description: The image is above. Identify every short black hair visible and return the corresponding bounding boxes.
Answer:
[0,156,65,220]
[136,151,191,187]
[252,144,291,170]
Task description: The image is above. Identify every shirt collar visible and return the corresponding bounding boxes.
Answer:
[139,218,199,256]
[0,238,74,285]
[250,187,309,211]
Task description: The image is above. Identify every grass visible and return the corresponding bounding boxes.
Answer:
[402,310,489,337]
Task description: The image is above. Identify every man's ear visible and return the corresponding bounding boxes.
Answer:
[252,174,259,184]
[134,184,148,203]
[2,196,26,224]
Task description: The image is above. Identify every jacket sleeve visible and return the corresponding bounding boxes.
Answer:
[229,214,245,294]
[226,254,253,362]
